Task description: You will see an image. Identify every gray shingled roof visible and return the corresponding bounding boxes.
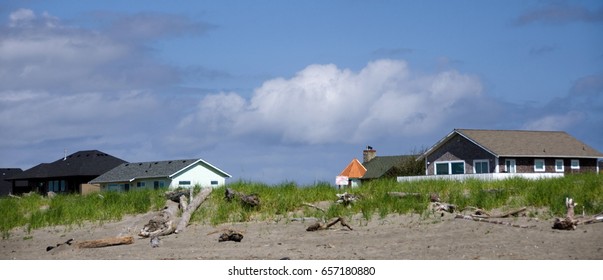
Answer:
[421,129,603,159]
[90,158,231,184]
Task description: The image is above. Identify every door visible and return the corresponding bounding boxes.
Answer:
[505,159,516,173]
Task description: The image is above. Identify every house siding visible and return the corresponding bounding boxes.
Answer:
[426,134,495,175]
[498,157,599,174]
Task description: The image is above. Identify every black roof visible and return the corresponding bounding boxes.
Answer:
[7,150,127,180]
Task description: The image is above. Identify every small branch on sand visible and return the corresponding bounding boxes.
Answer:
[218,229,244,242]
[302,203,326,213]
[454,215,534,229]
[306,217,353,231]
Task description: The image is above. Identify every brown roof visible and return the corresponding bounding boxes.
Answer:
[339,158,367,178]
[421,129,603,159]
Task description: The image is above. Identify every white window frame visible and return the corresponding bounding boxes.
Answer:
[505,159,516,173]
[434,161,465,175]
[555,159,564,172]
[473,160,489,174]
[571,159,580,170]
[534,159,545,172]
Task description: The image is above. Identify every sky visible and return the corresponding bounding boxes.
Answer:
[1,0,602,185]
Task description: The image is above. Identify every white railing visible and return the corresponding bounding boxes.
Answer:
[397,173,565,182]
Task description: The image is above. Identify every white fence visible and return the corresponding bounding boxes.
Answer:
[397,173,565,182]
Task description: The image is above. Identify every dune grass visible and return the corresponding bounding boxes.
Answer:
[1,173,602,239]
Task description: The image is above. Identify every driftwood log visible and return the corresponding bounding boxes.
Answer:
[139,187,213,240]
[306,217,353,231]
[176,187,212,233]
[225,188,260,207]
[76,236,134,249]
[335,192,358,207]
[430,202,456,213]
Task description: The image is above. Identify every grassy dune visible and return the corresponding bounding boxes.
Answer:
[2,173,602,239]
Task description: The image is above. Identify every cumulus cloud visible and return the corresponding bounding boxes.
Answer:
[178,59,483,146]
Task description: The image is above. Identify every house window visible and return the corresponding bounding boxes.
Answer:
[474,160,489,174]
[571,159,580,170]
[505,159,516,173]
[211,180,219,186]
[555,159,564,172]
[435,163,449,175]
[137,182,145,187]
[534,159,545,172]
[435,161,465,175]
[179,180,191,186]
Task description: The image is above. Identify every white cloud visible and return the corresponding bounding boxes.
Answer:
[179,59,483,146]
[522,111,585,131]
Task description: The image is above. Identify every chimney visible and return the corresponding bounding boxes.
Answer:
[363,146,376,163]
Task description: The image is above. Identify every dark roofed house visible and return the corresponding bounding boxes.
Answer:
[1,168,27,196]
[400,129,603,182]
[337,146,420,187]
[90,158,231,191]
[6,150,127,194]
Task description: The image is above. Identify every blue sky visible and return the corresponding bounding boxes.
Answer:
[1,0,602,184]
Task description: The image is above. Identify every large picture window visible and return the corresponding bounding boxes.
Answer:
[435,161,465,175]
[571,159,580,170]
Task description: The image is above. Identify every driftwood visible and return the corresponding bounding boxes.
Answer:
[225,188,260,207]
[139,200,180,238]
[470,207,527,219]
[430,202,456,213]
[46,238,74,252]
[335,192,358,207]
[218,229,244,242]
[75,236,134,249]
[302,202,326,213]
[176,187,212,233]
[139,187,213,239]
[550,197,603,230]
[455,215,534,228]
[306,217,353,231]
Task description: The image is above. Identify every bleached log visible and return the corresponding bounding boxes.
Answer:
[471,207,527,219]
[175,187,212,233]
[139,200,180,238]
[75,236,134,249]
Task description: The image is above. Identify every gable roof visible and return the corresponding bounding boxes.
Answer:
[420,129,603,160]
[7,150,127,180]
[338,158,366,178]
[362,155,412,179]
[90,158,231,184]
